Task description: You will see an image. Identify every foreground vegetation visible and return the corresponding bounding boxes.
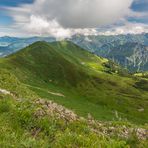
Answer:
[0,41,148,147]
[0,88,147,147]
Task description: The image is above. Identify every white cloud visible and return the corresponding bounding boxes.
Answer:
[0,26,27,37]
[19,0,133,28]
[99,23,148,35]
[3,0,137,38]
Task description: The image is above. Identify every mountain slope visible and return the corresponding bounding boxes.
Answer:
[94,42,148,72]
[1,87,147,147]
[70,34,148,72]
[0,41,148,124]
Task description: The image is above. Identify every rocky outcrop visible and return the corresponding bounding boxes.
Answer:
[34,98,78,122]
[1,87,148,140]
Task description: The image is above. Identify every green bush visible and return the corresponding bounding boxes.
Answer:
[0,99,11,113]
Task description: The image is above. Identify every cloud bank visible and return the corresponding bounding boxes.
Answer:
[2,0,147,38]
[2,0,133,37]
[31,0,133,28]
[99,23,148,35]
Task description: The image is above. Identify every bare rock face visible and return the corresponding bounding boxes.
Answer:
[126,45,148,71]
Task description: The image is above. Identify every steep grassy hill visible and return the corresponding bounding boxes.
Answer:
[0,41,148,125]
[0,61,147,147]
[1,86,147,147]
[0,41,148,147]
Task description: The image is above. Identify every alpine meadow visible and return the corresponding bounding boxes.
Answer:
[0,0,148,147]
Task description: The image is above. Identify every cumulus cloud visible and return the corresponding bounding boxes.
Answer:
[33,0,133,28]
[20,15,98,38]
[2,0,136,38]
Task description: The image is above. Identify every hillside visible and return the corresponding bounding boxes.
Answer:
[0,41,148,124]
[0,87,147,147]
[95,42,148,72]
[0,41,148,147]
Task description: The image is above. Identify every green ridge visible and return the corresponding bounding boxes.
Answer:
[0,41,148,147]
[0,41,148,124]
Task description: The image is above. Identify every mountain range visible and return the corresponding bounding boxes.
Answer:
[71,33,148,72]
[0,36,55,57]
[0,34,148,72]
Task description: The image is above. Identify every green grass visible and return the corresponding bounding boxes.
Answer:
[0,93,147,147]
[0,41,148,147]
[0,41,148,124]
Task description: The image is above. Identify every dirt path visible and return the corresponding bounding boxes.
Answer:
[48,91,65,97]
[24,84,65,97]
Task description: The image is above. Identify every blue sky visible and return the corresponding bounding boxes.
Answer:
[0,0,33,25]
[0,0,33,7]
[131,0,148,12]
[0,0,147,37]
[129,0,148,24]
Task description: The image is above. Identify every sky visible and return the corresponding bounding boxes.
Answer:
[0,0,148,38]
